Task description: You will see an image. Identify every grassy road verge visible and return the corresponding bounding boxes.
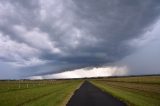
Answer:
[91,76,160,106]
[0,80,82,106]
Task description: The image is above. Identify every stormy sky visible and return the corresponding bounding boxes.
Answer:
[0,0,160,79]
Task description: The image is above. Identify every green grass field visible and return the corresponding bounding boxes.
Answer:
[0,80,82,106]
[91,76,160,106]
[0,76,160,106]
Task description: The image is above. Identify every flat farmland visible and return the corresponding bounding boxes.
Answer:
[91,76,160,106]
[0,76,160,106]
[0,80,82,106]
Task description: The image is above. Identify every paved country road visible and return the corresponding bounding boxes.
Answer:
[67,81,126,106]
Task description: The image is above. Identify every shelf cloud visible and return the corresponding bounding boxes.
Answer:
[29,66,128,79]
[0,0,160,79]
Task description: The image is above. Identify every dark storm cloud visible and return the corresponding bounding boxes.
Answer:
[59,0,160,64]
[72,0,160,47]
[0,0,160,78]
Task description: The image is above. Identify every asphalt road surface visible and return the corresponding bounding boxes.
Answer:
[67,81,126,106]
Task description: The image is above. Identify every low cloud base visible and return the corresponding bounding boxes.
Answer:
[29,66,128,79]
